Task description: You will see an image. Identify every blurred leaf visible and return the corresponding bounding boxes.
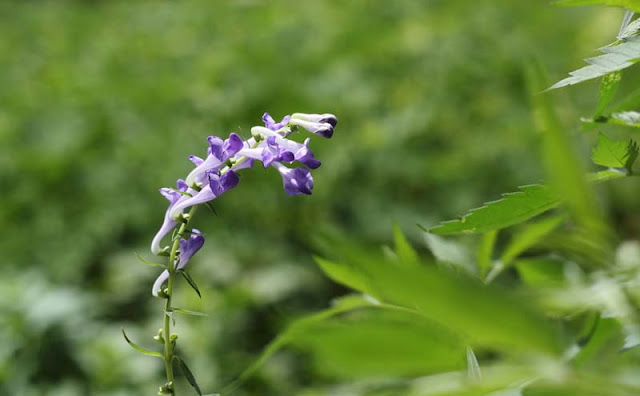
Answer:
[591,132,638,171]
[392,224,420,267]
[554,0,640,11]
[548,37,640,89]
[171,308,207,317]
[134,252,167,269]
[477,230,498,277]
[292,309,464,378]
[573,317,623,366]
[223,295,375,393]
[590,110,640,127]
[514,257,566,288]
[178,269,201,298]
[428,184,561,235]
[424,233,474,272]
[466,346,482,382]
[314,256,373,295]
[595,71,622,118]
[175,356,203,396]
[121,328,163,358]
[501,215,565,266]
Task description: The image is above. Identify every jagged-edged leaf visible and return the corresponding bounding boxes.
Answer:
[121,329,163,358]
[428,170,628,236]
[591,132,639,171]
[175,356,203,396]
[178,269,201,298]
[134,252,167,269]
[172,307,207,317]
[549,37,640,89]
[595,71,622,117]
[428,184,560,235]
[554,0,640,13]
[392,224,419,267]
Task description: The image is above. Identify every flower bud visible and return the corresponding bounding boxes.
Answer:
[153,329,165,344]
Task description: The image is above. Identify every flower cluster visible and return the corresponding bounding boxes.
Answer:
[149,112,337,294]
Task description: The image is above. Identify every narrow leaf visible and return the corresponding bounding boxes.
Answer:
[175,356,203,396]
[466,346,482,382]
[500,215,565,266]
[314,256,373,295]
[178,269,201,298]
[595,71,622,117]
[476,230,498,277]
[591,132,639,171]
[121,329,163,358]
[134,252,167,269]
[554,0,640,12]
[392,224,419,267]
[172,307,207,317]
[515,257,566,288]
[424,233,474,272]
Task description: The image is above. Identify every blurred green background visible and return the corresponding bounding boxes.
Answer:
[1,0,637,395]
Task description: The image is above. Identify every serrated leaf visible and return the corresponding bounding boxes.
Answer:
[428,184,561,235]
[121,328,163,358]
[595,71,622,117]
[175,356,203,396]
[172,307,207,317]
[554,0,640,12]
[392,224,419,267]
[134,252,167,269]
[591,132,639,171]
[549,37,640,89]
[178,269,201,298]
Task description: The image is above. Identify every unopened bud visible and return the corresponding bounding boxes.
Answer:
[153,329,165,344]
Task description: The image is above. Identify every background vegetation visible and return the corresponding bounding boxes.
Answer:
[2,1,639,395]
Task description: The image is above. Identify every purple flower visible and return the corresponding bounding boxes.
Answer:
[262,112,291,131]
[290,113,338,138]
[185,133,243,187]
[170,170,240,219]
[152,230,205,296]
[151,179,189,255]
[273,163,314,195]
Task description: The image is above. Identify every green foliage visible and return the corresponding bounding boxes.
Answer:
[595,72,623,117]
[555,0,640,11]
[591,132,639,171]
[428,184,561,235]
[121,329,163,359]
[175,356,203,396]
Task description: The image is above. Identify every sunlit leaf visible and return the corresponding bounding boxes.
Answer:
[424,233,474,272]
[121,328,163,358]
[591,133,639,171]
[501,215,565,266]
[595,71,622,117]
[554,0,640,12]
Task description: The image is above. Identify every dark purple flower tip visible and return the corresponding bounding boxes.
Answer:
[209,170,240,196]
[321,114,338,127]
[290,113,337,138]
[263,112,292,131]
[275,164,314,195]
[188,155,204,166]
[177,229,205,269]
[159,179,189,203]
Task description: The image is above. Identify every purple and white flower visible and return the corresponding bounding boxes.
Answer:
[290,113,338,138]
[152,230,205,296]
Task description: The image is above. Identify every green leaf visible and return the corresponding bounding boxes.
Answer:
[476,230,498,277]
[134,252,167,269]
[178,269,201,298]
[514,257,567,288]
[466,346,482,382]
[500,215,565,266]
[592,132,639,171]
[314,256,373,295]
[424,233,474,272]
[291,308,465,379]
[172,307,207,317]
[121,328,163,358]
[428,184,561,235]
[392,224,419,267]
[595,71,622,118]
[175,356,203,396]
[222,294,375,394]
[548,37,640,89]
[572,317,623,367]
[554,0,640,12]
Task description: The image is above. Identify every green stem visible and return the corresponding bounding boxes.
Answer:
[162,206,198,395]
